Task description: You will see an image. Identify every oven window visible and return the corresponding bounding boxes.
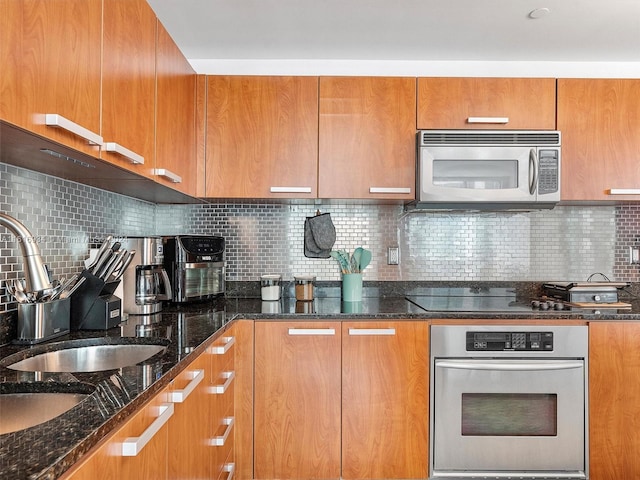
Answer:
[461,393,557,436]
[433,159,518,189]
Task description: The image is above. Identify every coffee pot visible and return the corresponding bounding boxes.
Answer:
[120,237,172,315]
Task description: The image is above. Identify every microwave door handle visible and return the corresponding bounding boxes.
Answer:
[529,148,538,195]
[436,360,584,371]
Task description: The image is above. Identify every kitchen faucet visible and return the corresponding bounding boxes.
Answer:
[0,212,52,294]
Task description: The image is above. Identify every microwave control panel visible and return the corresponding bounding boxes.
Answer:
[537,149,559,194]
[466,331,554,351]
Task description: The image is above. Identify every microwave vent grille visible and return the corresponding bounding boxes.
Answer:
[419,130,561,146]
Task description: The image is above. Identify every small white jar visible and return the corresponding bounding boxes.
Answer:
[260,274,282,301]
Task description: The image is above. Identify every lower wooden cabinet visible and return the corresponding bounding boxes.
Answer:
[589,321,640,479]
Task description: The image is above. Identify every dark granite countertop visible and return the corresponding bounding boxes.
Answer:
[2,281,640,479]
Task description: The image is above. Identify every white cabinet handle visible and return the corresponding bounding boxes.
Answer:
[210,336,235,355]
[269,186,312,193]
[104,142,144,165]
[467,116,509,124]
[153,168,182,183]
[211,371,235,394]
[211,417,234,446]
[121,402,174,456]
[222,463,235,480]
[288,328,336,335]
[44,113,103,146]
[169,369,204,403]
[607,189,640,195]
[348,328,396,336]
[369,187,411,194]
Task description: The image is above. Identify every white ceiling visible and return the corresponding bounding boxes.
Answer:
[147,0,640,76]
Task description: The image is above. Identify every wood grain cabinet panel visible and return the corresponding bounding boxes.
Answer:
[254,321,341,479]
[557,79,640,201]
[155,20,198,196]
[205,76,319,199]
[0,0,102,156]
[319,77,416,200]
[417,77,556,130]
[101,0,157,178]
[589,321,640,479]
[342,321,429,479]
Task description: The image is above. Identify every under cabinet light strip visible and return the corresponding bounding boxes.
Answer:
[104,142,144,165]
[44,113,103,146]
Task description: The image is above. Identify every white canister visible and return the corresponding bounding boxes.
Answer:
[260,274,282,301]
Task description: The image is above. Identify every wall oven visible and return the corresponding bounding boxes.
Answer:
[430,325,588,480]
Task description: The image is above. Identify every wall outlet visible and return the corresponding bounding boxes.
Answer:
[388,246,400,265]
[630,246,640,265]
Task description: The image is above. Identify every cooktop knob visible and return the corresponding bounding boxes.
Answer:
[593,295,601,302]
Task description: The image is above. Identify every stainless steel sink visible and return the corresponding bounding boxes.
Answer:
[0,383,94,434]
[1,338,169,373]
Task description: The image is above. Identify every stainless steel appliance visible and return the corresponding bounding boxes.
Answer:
[162,235,225,303]
[415,130,561,209]
[120,237,172,315]
[430,324,588,480]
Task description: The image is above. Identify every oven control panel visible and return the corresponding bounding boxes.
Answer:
[466,331,554,351]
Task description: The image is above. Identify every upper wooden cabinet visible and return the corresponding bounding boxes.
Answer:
[0,0,103,156]
[101,0,157,179]
[558,79,640,202]
[155,21,197,196]
[319,77,416,200]
[205,76,319,199]
[417,77,557,130]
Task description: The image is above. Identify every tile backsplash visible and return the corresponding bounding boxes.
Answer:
[1,162,639,312]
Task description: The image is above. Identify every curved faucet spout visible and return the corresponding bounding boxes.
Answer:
[0,213,52,294]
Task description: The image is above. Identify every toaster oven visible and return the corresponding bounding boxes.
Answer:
[162,235,225,303]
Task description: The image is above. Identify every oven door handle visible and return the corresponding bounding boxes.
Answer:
[436,360,584,371]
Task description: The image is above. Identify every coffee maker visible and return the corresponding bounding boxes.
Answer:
[120,237,172,315]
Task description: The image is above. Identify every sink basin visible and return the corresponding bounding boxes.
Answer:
[1,338,169,373]
[0,382,94,434]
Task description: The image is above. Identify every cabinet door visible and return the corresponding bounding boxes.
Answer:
[0,0,102,156]
[417,77,556,130]
[589,322,640,479]
[155,21,198,196]
[319,77,416,200]
[254,321,341,479]
[558,79,640,201]
[342,321,429,479]
[167,353,211,479]
[101,0,157,178]
[205,76,319,199]
[61,388,171,480]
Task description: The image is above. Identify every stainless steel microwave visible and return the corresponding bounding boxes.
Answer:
[415,130,561,210]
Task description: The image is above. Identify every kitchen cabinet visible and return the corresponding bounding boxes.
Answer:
[61,384,172,480]
[254,321,342,479]
[0,0,103,156]
[557,79,640,201]
[205,76,319,199]
[101,0,157,179]
[154,21,198,196]
[342,321,429,479]
[318,77,416,200]
[417,77,556,130]
[589,321,640,479]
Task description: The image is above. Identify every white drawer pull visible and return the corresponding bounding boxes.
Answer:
[44,113,103,146]
[222,462,235,480]
[212,371,235,394]
[104,142,144,164]
[211,417,234,446]
[607,189,640,195]
[169,369,204,403]
[121,402,174,456]
[467,116,509,124]
[210,336,235,355]
[153,168,182,183]
[288,328,335,336]
[348,328,396,336]
[368,187,411,194]
[269,186,312,193]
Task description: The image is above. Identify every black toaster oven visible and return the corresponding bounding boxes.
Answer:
[162,235,225,303]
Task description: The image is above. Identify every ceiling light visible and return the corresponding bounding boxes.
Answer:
[528,7,551,19]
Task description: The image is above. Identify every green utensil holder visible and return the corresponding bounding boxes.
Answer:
[342,273,363,302]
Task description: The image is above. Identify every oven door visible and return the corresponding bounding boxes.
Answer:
[432,358,586,478]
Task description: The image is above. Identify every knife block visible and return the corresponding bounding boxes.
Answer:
[70,269,122,330]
